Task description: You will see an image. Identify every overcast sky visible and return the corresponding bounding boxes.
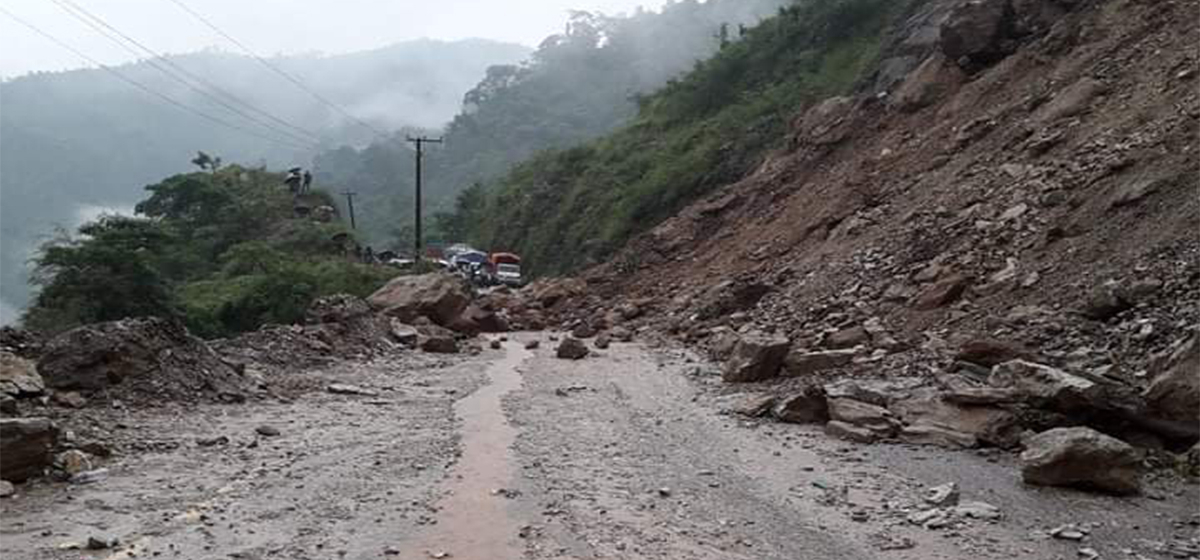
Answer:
[0,0,661,78]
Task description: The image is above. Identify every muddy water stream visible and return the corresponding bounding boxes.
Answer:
[398,345,531,560]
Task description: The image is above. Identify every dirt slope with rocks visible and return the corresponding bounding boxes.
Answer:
[505,0,1199,474]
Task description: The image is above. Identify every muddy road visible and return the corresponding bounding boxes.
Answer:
[3,335,1197,559]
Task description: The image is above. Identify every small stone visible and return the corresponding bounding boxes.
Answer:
[1077,547,1100,560]
[1051,524,1088,541]
[952,501,1001,520]
[327,384,378,397]
[524,340,540,350]
[924,483,960,507]
[56,450,92,477]
[196,435,230,447]
[255,425,281,437]
[87,536,117,550]
[490,339,502,350]
[657,487,672,497]
[0,480,14,497]
[70,468,109,485]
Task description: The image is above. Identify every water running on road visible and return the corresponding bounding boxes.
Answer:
[398,343,531,560]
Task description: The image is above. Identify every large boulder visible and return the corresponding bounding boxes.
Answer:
[828,398,900,439]
[1143,333,1199,429]
[772,386,829,424]
[527,278,587,309]
[37,318,249,403]
[367,273,471,327]
[722,333,789,383]
[693,281,772,321]
[0,351,44,399]
[989,360,1102,413]
[556,337,590,360]
[891,53,965,112]
[794,96,857,146]
[1020,427,1141,495]
[891,388,1022,449]
[940,0,1015,67]
[0,418,59,482]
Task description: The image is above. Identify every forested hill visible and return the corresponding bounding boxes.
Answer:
[0,38,528,322]
[454,0,904,274]
[312,0,791,250]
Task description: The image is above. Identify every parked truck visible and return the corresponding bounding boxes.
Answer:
[489,252,523,287]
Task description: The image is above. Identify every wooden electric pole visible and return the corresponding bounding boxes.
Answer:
[406,136,442,260]
[342,191,358,230]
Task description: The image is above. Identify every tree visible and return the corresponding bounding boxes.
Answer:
[190,151,222,173]
[24,216,177,333]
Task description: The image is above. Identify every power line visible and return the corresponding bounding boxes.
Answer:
[0,5,313,151]
[163,0,390,139]
[49,0,319,149]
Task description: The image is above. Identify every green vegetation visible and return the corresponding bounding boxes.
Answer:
[314,0,791,252]
[453,0,911,276]
[23,165,397,338]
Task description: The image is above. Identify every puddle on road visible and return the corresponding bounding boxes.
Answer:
[398,345,531,560]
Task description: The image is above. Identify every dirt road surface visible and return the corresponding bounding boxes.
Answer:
[3,335,1197,559]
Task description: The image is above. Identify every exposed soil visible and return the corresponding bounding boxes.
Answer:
[4,337,1195,560]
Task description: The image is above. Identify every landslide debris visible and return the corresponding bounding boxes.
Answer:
[37,317,252,406]
[480,0,1200,493]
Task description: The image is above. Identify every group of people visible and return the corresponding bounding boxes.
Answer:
[285,167,313,194]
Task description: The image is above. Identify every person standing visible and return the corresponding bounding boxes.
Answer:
[302,170,313,193]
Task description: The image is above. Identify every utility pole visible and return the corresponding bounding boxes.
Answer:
[406,136,442,260]
[341,191,358,230]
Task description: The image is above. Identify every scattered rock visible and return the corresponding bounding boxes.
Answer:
[912,274,970,310]
[782,348,856,377]
[87,536,118,550]
[772,386,829,424]
[825,421,880,444]
[255,425,282,437]
[51,391,87,409]
[956,338,1030,368]
[924,482,960,507]
[389,321,420,347]
[1020,426,1141,495]
[0,351,44,399]
[196,435,230,447]
[825,326,869,349]
[55,450,92,477]
[610,326,634,342]
[571,323,597,339]
[556,338,590,360]
[952,501,1002,520]
[0,417,58,482]
[327,384,379,397]
[1050,524,1088,541]
[722,333,789,382]
[828,398,900,438]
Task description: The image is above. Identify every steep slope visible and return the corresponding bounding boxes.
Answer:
[492,0,1197,452]
[0,39,528,319]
